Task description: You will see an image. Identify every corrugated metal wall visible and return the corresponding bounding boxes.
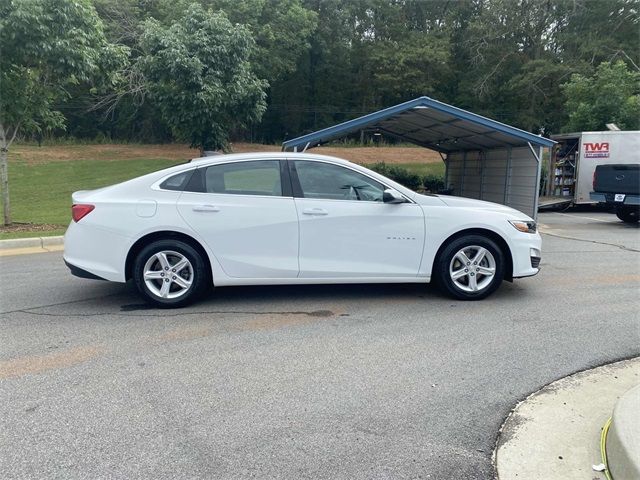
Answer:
[445,147,538,218]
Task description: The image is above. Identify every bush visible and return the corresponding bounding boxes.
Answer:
[369,162,422,191]
[423,174,445,193]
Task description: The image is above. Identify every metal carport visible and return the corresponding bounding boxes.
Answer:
[281,96,555,219]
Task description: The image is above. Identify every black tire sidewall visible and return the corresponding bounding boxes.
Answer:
[616,206,640,223]
[436,235,505,300]
[133,240,207,308]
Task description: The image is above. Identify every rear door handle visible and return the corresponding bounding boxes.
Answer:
[302,208,328,216]
[192,204,220,212]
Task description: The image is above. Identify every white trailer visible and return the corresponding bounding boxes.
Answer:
[541,131,640,208]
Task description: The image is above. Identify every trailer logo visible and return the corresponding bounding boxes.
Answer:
[584,142,610,158]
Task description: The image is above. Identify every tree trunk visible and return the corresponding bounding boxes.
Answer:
[0,145,10,226]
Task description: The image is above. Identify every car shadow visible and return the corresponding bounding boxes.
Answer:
[116,282,447,312]
[55,277,530,314]
[123,280,530,311]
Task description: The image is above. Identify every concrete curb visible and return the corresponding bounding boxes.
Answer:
[0,235,64,256]
[607,384,640,480]
[494,357,640,480]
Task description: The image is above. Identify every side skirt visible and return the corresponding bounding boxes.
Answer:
[214,276,430,287]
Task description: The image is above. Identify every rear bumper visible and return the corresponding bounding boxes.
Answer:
[590,192,640,205]
[64,259,108,281]
[63,221,130,282]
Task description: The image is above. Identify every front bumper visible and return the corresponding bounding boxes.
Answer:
[511,233,542,279]
[530,256,541,269]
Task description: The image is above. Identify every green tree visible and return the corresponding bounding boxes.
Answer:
[562,61,640,132]
[136,4,268,152]
[0,0,126,225]
[204,0,317,82]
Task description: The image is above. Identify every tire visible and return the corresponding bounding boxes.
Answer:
[133,239,209,308]
[615,206,640,223]
[435,235,505,300]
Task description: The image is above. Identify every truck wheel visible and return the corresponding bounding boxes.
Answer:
[435,235,505,300]
[615,206,639,223]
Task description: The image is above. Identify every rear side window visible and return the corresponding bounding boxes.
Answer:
[159,170,193,191]
[203,160,282,196]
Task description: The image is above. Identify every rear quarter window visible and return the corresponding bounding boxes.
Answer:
[159,170,193,191]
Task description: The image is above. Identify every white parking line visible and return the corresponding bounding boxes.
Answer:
[551,212,617,223]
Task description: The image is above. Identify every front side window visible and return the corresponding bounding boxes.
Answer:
[293,161,384,202]
[204,160,282,196]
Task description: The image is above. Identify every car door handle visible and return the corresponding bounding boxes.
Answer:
[192,204,220,212]
[302,208,328,216]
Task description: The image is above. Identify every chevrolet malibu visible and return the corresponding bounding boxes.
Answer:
[64,152,541,307]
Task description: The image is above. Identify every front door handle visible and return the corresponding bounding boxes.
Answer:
[302,208,328,216]
[192,204,220,212]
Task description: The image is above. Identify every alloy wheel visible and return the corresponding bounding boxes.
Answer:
[449,245,496,293]
[143,250,194,299]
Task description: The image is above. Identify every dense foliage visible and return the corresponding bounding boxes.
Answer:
[0,0,126,224]
[368,162,423,191]
[6,0,640,146]
[136,4,268,152]
[368,163,447,193]
[73,0,640,144]
[562,61,640,131]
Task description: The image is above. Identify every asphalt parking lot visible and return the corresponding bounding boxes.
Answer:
[1,210,639,480]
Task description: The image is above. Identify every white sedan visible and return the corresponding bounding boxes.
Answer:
[64,152,541,307]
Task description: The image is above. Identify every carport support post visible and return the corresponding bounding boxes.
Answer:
[460,151,467,196]
[480,150,486,201]
[528,142,543,221]
[503,147,512,205]
[439,152,449,190]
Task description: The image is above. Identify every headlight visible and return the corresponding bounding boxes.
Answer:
[509,220,537,233]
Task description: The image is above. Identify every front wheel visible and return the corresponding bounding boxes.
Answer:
[616,206,639,223]
[133,240,208,308]
[435,235,505,300]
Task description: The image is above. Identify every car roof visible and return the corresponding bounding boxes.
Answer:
[188,151,353,166]
[138,150,419,203]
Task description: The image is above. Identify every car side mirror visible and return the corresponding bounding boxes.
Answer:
[383,188,406,204]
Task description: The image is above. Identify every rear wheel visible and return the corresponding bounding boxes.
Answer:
[133,240,208,308]
[435,235,505,300]
[615,206,639,223]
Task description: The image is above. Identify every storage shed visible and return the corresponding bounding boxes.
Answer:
[282,96,555,219]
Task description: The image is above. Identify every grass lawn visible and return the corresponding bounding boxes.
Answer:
[0,143,445,240]
[0,229,69,240]
[1,157,178,239]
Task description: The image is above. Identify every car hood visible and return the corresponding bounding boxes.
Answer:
[419,194,532,219]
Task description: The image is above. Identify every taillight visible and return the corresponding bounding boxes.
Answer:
[592,170,596,190]
[72,204,95,222]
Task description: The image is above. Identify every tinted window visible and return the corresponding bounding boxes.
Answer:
[294,161,384,202]
[159,170,192,191]
[204,161,282,196]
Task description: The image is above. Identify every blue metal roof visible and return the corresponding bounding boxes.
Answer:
[282,96,555,152]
